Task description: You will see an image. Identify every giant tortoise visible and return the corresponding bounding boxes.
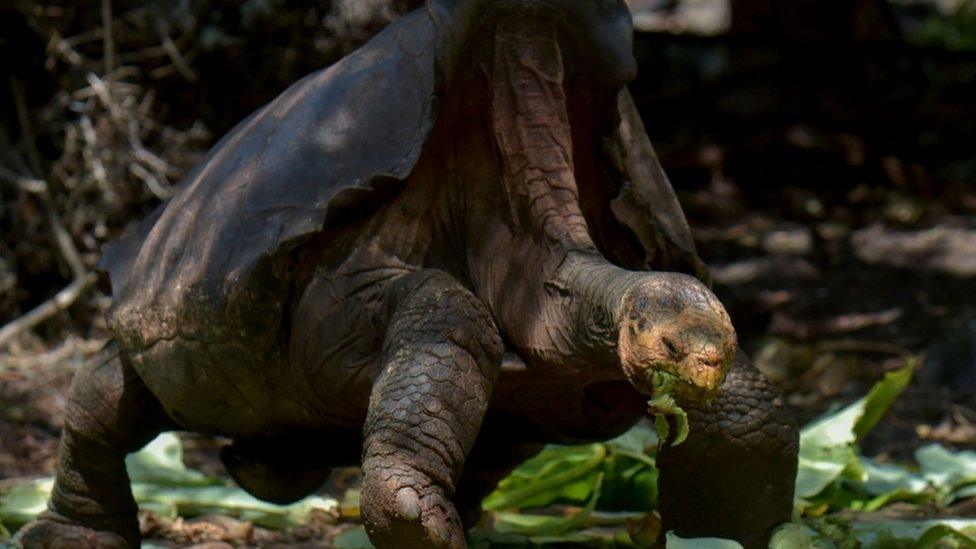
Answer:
[18,1,798,547]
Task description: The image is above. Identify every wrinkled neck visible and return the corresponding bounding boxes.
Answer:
[547,251,645,360]
[491,9,596,252]
[445,10,635,370]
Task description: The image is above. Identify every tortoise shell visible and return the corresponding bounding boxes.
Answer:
[98,3,706,364]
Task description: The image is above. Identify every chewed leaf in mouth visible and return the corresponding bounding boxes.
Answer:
[646,370,690,446]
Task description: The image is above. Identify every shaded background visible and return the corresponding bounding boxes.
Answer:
[1,0,975,539]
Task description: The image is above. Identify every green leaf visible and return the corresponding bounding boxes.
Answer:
[0,479,53,529]
[957,484,976,500]
[654,415,671,448]
[913,524,976,549]
[846,519,976,548]
[796,365,914,501]
[125,433,219,487]
[796,401,863,500]
[131,483,337,529]
[769,523,832,549]
[860,489,932,512]
[606,423,659,456]
[672,410,689,446]
[486,422,662,521]
[596,451,658,511]
[916,444,976,503]
[0,434,338,532]
[492,474,605,537]
[647,393,689,447]
[664,531,743,548]
[483,444,606,510]
[859,457,928,496]
[853,364,914,441]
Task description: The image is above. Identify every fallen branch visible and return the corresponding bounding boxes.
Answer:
[0,335,108,370]
[8,80,89,281]
[102,0,115,74]
[0,165,47,194]
[0,161,86,280]
[157,32,197,82]
[0,272,98,350]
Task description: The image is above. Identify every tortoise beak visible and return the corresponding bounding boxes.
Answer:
[671,354,732,401]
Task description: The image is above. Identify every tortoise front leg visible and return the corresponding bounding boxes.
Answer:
[655,351,799,548]
[361,270,503,549]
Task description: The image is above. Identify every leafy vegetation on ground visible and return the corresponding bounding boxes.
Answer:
[2,363,975,547]
[0,433,338,538]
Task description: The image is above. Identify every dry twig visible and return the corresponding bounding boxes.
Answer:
[9,79,88,281]
[0,272,97,350]
[0,165,47,195]
[101,0,115,74]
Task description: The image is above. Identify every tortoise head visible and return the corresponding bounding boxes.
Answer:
[617,273,737,401]
[428,0,636,91]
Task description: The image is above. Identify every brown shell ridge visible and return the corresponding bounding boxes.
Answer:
[97,9,439,352]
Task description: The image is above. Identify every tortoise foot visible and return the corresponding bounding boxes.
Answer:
[15,512,135,549]
[364,486,466,549]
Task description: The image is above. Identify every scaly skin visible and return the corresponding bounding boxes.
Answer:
[15,349,174,548]
[361,270,503,548]
[19,2,798,548]
[657,353,799,548]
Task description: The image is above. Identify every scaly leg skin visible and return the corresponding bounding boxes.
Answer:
[16,350,174,548]
[361,270,503,549]
[655,351,799,549]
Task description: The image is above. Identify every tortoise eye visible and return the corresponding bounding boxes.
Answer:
[663,336,682,359]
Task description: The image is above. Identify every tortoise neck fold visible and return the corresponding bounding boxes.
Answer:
[490,9,596,252]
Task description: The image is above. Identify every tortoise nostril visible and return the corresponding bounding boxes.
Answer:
[702,355,724,370]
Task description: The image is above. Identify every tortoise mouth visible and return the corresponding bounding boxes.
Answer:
[640,358,730,399]
[652,367,726,402]
[620,352,729,402]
